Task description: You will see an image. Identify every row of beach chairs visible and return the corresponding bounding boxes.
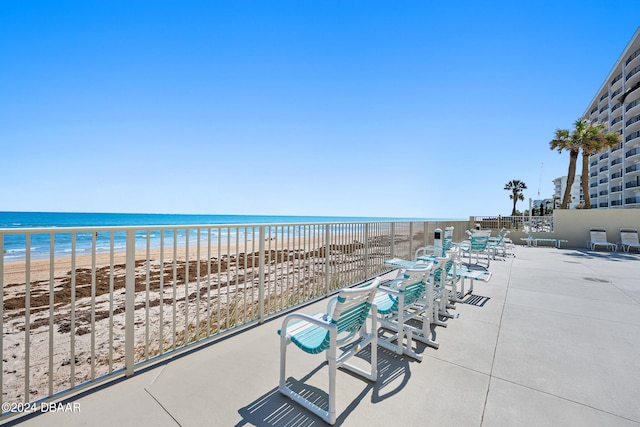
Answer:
[277,226,498,424]
[587,227,640,252]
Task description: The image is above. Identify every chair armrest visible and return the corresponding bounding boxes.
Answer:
[376,282,402,298]
[280,312,334,338]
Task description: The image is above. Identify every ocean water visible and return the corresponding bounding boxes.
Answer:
[0,212,435,261]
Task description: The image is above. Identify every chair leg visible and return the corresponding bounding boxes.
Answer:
[420,315,439,349]
[369,318,378,379]
[327,341,337,425]
[279,334,288,391]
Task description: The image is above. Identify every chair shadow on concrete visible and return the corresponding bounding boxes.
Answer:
[463,294,491,307]
[561,248,640,261]
[235,346,414,426]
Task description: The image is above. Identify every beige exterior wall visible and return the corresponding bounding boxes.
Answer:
[551,209,640,248]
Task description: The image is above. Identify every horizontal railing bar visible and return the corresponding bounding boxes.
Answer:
[0,220,437,234]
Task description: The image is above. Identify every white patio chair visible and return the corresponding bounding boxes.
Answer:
[487,228,510,259]
[374,264,437,361]
[459,230,492,266]
[618,228,640,253]
[278,278,380,425]
[587,227,616,251]
[428,243,491,299]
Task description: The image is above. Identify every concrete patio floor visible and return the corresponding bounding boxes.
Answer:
[11,246,640,426]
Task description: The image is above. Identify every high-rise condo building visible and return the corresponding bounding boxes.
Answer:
[553,175,583,209]
[583,27,640,209]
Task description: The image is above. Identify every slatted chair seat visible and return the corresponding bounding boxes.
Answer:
[455,265,492,298]
[587,227,616,251]
[618,228,640,253]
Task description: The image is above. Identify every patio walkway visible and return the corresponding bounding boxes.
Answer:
[12,246,640,426]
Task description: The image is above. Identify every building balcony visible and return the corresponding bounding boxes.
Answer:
[627,98,640,114]
[610,199,623,206]
[611,72,623,87]
[626,64,640,82]
[612,102,622,113]
[626,145,640,159]
[625,196,640,205]
[611,87,623,100]
[626,113,640,128]
[598,202,609,207]
[611,115,623,126]
[611,185,622,193]
[626,47,640,67]
[626,163,640,174]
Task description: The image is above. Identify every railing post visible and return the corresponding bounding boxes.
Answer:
[364,223,369,278]
[258,226,265,323]
[125,229,135,377]
[408,222,414,259]
[324,224,330,294]
[423,222,428,247]
[390,223,395,258]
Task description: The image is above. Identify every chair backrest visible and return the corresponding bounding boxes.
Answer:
[331,278,380,335]
[443,227,454,252]
[590,227,608,242]
[470,234,490,250]
[497,228,510,240]
[431,257,455,287]
[620,228,639,245]
[384,266,430,313]
[400,269,428,306]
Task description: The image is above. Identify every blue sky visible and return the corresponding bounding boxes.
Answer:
[1,1,638,219]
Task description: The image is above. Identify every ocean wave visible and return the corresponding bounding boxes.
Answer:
[5,248,26,254]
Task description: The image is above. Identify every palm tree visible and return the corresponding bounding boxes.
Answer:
[504,180,527,216]
[577,121,621,209]
[549,127,580,209]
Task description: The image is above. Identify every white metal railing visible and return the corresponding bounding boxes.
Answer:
[470,215,554,232]
[0,219,471,420]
